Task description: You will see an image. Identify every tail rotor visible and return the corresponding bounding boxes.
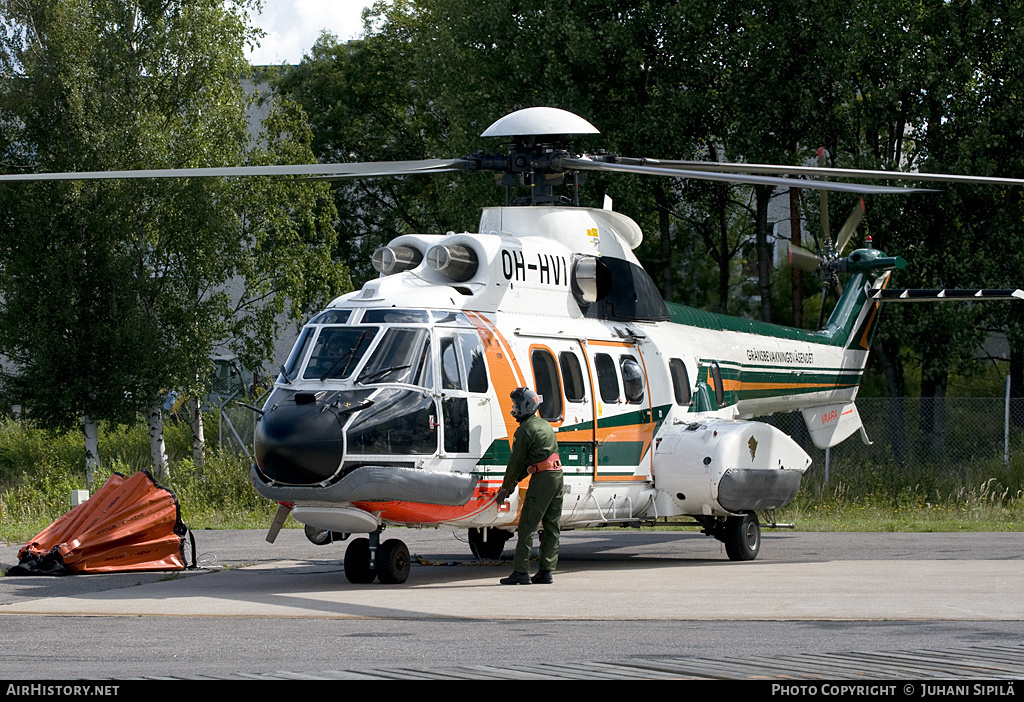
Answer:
[786,149,869,328]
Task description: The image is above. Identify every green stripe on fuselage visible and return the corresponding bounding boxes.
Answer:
[475,405,670,472]
[700,358,862,406]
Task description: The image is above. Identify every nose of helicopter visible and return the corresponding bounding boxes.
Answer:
[254,389,371,485]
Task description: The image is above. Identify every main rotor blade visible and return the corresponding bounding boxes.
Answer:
[558,157,930,195]
[0,158,471,182]
[621,157,1024,189]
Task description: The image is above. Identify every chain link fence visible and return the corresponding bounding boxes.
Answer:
[210,400,260,459]
[762,397,1024,498]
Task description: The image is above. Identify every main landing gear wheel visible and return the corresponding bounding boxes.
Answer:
[723,512,761,561]
[344,537,376,583]
[376,539,410,584]
[468,527,512,560]
[343,533,412,584]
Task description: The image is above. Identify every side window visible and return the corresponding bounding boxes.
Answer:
[670,358,691,406]
[709,361,725,408]
[460,331,488,394]
[594,353,619,403]
[440,331,488,393]
[530,348,563,421]
[440,336,462,390]
[559,351,585,403]
[619,355,645,404]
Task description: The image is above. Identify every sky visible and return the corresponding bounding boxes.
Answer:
[246,1,377,66]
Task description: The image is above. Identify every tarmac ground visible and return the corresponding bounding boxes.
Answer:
[1,528,1022,680]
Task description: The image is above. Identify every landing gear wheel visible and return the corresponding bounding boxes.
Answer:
[724,512,761,561]
[376,539,411,584]
[468,527,512,560]
[344,537,376,584]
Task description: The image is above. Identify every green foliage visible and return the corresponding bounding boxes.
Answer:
[0,416,273,542]
[0,0,351,443]
[782,460,1024,533]
[272,0,1024,396]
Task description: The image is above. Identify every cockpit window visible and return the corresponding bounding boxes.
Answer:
[309,309,351,325]
[440,336,462,390]
[439,330,488,393]
[463,332,487,393]
[357,328,433,387]
[302,327,378,381]
[346,388,437,455]
[362,309,432,324]
[431,311,473,326]
[279,326,314,383]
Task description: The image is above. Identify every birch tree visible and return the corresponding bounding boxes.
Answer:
[0,0,346,484]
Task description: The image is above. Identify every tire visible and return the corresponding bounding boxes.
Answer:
[376,539,410,584]
[344,538,376,584]
[723,512,761,561]
[468,527,511,560]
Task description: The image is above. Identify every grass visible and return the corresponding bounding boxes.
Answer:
[0,415,1022,545]
[0,416,277,544]
[777,468,1024,532]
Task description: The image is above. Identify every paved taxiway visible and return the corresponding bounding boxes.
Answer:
[2,529,1022,619]
[1,529,1022,679]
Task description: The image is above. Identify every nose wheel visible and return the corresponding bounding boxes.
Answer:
[344,529,411,584]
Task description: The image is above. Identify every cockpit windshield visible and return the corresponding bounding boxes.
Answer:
[357,327,433,387]
[302,327,378,381]
[281,308,483,391]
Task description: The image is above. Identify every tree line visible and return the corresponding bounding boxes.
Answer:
[0,0,349,484]
[272,0,1024,458]
[0,0,1021,479]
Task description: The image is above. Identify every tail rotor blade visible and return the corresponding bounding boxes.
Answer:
[788,243,824,272]
[835,198,866,253]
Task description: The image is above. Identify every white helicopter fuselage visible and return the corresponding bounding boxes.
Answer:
[251,205,890,541]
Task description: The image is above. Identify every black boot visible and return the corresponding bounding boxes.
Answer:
[500,570,531,585]
[531,569,553,584]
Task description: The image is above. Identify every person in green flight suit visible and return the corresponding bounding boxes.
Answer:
[495,387,563,585]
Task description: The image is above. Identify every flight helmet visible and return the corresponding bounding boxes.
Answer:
[509,387,542,420]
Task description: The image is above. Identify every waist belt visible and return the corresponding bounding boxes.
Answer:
[528,453,562,474]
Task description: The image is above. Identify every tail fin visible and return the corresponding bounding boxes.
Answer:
[800,248,904,449]
[801,401,874,449]
[818,248,905,352]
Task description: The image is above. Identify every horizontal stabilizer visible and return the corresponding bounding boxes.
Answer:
[801,402,864,449]
[869,289,1024,302]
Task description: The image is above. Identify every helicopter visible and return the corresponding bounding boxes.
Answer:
[4,107,1022,585]
[243,107,1024,585]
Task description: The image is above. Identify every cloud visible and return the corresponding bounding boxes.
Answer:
[247,1,373,65]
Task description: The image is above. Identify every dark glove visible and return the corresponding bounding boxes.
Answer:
[495,486,511,504]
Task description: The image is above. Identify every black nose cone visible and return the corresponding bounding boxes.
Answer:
[254,389,370,485]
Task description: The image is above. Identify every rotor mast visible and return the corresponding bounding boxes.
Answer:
[470,107,601,206]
